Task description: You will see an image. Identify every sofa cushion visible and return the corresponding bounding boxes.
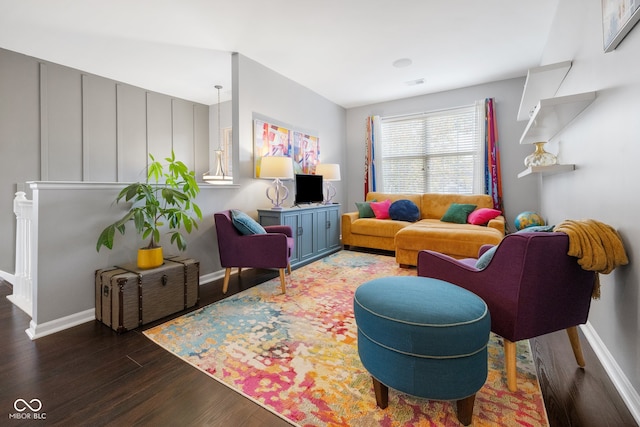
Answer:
[420,193,494,219]
[468,208,502,225]
[389,199,420,222]
[395,219,504,260]
[441,203,477,224]
[351,218,408,238]
[230,209,266,235]
[355,200,376,218]
[370,199,392,219]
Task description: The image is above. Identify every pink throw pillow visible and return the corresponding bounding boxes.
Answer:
[370,199,392,219]
[468,208,502,225]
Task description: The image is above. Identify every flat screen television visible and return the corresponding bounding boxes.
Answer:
[294,174,324,204]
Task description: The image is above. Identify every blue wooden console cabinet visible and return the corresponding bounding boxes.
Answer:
[258,204,341,269]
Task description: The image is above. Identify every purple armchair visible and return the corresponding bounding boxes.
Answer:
[214,210,294,294]
[417,231,596,392]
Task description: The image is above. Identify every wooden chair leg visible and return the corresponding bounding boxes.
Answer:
[566,326,586,367]
[456,394,476,426]
[287,263,292,275]
[372,377,389,409]
[504,339,518,392]
[222,268,231,294]
[279,268,286,294]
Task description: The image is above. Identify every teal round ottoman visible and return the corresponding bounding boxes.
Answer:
[353,276,490,426]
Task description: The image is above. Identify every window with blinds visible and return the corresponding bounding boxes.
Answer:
[380,104,484,194]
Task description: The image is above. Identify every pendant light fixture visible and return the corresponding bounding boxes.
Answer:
[203,85,232,184]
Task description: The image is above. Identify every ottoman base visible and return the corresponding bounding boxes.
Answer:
[372,376,476,426]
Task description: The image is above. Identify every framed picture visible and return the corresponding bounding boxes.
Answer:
[253,117,320,177]
[253,119,292,178]
[602,0,640,52]
[292,131,320,175]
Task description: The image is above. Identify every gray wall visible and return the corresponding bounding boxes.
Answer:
[1,49,347,332]
[0,47,210,273]
[0,49,40,273]
[345,77,537,230]
[537,0,640,401]
[234,53,347,204]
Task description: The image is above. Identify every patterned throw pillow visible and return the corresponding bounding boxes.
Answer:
[389,199,420,222]
[230,209,266,235]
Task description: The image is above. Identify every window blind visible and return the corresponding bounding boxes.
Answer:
[380,104,483,194]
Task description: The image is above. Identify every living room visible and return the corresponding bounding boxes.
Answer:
[1,0,639,425]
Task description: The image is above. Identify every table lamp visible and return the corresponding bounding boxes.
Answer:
[259,156,294,209]
[315,163,341,204]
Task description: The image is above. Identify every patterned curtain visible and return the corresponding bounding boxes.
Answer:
[364,116,380,197]
[484,98,504,212]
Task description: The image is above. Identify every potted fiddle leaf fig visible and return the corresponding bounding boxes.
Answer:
[96,150,203,269]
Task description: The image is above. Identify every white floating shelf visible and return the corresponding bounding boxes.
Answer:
[517,164,576,178]
[519,91,596,144]
[517,61,572,122]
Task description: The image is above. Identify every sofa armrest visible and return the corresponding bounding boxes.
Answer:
[342,211,360,223]
[341,212,360,245]
[229,233,291,267]
[417,250,479,277]
[264,225,293,238]
[487,215,505,234]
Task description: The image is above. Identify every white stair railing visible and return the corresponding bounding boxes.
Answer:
[7,191,33,316]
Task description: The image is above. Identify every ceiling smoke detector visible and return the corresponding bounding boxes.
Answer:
[392,58,413,68]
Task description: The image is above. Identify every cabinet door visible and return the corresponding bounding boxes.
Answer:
[314,206,341,254]
[326,206,341,249]
[315,209,329,253]
[298,211,316,263]
[281,212,301,265]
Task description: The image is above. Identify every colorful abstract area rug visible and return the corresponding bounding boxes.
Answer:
[144,250,549,426]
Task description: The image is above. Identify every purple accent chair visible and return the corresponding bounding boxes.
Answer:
[417,231,596,392]
[214,210,294,294]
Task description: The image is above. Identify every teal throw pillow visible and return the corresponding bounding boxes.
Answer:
[355,199,376,218]
[389,199,420,222]
[230,209,266,235]
[515,224,555,233]
[441,203,477,224]
[475,245,498,270]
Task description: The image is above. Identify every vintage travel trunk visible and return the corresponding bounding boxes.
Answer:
[95,257,199,333]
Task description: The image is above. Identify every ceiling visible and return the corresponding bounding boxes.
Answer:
[0,0,559,108]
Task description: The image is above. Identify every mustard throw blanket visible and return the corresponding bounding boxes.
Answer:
[554,219,629,299]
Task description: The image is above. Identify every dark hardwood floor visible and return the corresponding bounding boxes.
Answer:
[1,253,637,426]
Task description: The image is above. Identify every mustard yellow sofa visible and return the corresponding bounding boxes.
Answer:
[342,192,505,267]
